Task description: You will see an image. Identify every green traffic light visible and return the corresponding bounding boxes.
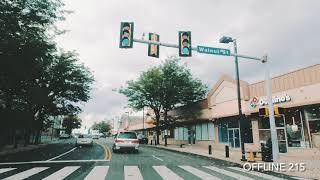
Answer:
[122,39,129,46]
[183,47,189,54]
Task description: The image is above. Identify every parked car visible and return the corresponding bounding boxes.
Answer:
[137,134,148,144]
[112,131,139,153]
[76,134,93,147]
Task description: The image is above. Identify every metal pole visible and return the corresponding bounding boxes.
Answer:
[263,55,279,161]
[133,38,262,62]
[143,107,145,135]
[233,40,247,161]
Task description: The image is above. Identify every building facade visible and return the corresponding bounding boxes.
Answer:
[130,64,320,153]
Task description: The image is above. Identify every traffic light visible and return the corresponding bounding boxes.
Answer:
[178,31,192,57]
[119,22,134,48]
[148,33,159,58]
[274,106,285,115]
[259,107,285,116]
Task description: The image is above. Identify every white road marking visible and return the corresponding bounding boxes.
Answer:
[42,166,80,180]
[0,159,110,165]
[228,167,285,180]
[84,166,109,180]
[124,166,143,180]
[0,168,16,174]
[46,147,77,161]
[153,166,183,180]
[3,167,49,180]
[179,166,221,180]
[205,166,255,180]
[152,155,163,161]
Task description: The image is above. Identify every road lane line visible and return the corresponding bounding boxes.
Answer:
[46,147,77,161]
[204,166,255,180]
[0,159,110,165]
[3,167,49,180]
[95,140,110,160]
[153,166,183,180]
[228,167,285,180]
[0,168,16,174]
[42,166,80,180]
[84,166,109,180]
[152,155,163,161]
[179,166,221,180]
[124,166,143,180]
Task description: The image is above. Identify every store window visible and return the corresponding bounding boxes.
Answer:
[285,108,306,147]
[304,104,320,147]
[218,120,229,143]
[175,122,214,141]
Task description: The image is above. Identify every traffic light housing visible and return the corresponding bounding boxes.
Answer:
[259,108,269,116]
[148,33,160,58]
[259,106,285,116]
[119,22,134,48]
[179,31,192,57]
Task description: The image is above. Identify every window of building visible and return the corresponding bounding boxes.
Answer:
[196,124,202,140]
[208,123,215,140]
[218,120,228,143]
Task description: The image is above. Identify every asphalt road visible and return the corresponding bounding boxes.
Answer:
[0,138,297,180]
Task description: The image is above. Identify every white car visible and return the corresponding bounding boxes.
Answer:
[112,131,139,153]
[76,134,93,146]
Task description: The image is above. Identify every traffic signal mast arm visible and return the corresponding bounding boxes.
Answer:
[133,38,262,62]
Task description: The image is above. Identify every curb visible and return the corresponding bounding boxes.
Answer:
[145,145,242,167]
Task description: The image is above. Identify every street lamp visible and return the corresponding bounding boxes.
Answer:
[219,36,247,161]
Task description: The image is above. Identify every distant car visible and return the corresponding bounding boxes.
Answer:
[112,131,139,153]
[76,134,93,146]
[59,133,70,139]
[92,134,99,139]
[137,134,148,144]
[100,134,107,138]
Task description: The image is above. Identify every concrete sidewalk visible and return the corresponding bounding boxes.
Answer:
[149,143,320,179]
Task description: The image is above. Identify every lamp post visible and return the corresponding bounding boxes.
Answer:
[142,107,145,135]
[125,111,130,130]
[219,36,247,161]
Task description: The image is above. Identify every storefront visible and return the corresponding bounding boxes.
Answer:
[208,64,320,152]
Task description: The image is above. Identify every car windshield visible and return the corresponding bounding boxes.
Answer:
[117,132,137,139]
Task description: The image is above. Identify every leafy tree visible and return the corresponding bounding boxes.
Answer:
[119,58,208,145]
[62,115,81,135]
[91,121,112,134]
[0,0,94,146]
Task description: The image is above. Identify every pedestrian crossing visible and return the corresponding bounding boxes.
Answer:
[0,165,288,180]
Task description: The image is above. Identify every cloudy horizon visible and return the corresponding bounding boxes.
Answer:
[54,0,320,128]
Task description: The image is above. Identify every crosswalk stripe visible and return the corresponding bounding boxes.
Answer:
[43,166,80,180]
[153,166,183,180]
[179,166,221,180]
[204,166,255,180]
[2,167,49,180]
[124,166,143,180]
[0,168,16,174]
[84,166,109,180]
[228,167,285,180]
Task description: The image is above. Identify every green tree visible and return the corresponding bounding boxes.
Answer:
[62,115,81,135]
[91,121,112,134]
[0,0,94,147]
[119,58,208,145]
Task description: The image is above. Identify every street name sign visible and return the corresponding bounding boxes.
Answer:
[197,45,231,56]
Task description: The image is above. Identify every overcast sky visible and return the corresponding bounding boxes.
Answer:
[54,0,320,128]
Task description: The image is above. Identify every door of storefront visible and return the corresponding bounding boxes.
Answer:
[228,128,240,148]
